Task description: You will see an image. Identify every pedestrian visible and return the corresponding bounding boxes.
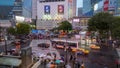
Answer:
[65,63,71,68]
[69,55,73,62]
[80,61,85,68]
[74,61,81,68]
[61,55,65,62]
[73,56,76,61]
[77,62,81,68]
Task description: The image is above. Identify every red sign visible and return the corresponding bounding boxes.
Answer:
[58,5,64,14]
[103,0,109,11]
[69,0,72,3]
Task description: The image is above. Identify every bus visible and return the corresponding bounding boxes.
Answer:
[51,38,81,50]
[51,38,90,55]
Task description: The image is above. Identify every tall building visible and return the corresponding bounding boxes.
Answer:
[94,0,104,14]
[83,0,93,16]
[103,0,117,14]
[116,0,120,15]
[0,0,15,28]
[32,0,37,19]
[23,0,32,18]
[12,0,23,16]
[0,0,15,19]
[12,0,32,18]
[35,0,77,29]
[77,7,83,17]
[0,0,32,28]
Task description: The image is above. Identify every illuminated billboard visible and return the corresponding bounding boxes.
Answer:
[58,5,64,14]
[103,0,109,11]
[44,5,50,14]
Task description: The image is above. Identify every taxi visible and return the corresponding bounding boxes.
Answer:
[90,44,100,49]
[77,48,90,55]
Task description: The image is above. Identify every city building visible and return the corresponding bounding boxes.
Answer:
[35,0,77,29]
[115,0,120,16]
[0,0,15,28]
[12,0,23,16]
[0,0,32,28]
[72,16,91,30]
[23,0,32,18]
[103,0,117,14]
[0,0,15,20]
[94,0,104,14]
[12,0,32,19]
[32,0,37,19]
[77,7,83,17]
[83,0,93,16]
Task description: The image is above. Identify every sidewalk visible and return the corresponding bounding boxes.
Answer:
[30,40,61,68]
[30,39,61,59]
[0,40,13,46]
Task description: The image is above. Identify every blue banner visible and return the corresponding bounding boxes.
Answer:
[44,5,50,14]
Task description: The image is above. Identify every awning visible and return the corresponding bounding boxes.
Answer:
[0,20,12,27]
[0,57,21,67]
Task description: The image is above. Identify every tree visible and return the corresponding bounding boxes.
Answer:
[16,23,31,35]
[57,20,72,31]
[88,12,114,39]
[7,27,16,35]
[111,17,120,39]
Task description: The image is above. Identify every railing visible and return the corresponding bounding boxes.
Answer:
[31,59,41,68]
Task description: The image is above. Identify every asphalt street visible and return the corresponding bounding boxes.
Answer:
[57,48,117,68]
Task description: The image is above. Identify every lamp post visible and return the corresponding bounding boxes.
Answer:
[64,35,68,65]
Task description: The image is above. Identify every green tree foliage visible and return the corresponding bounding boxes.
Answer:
[58,20,72,31]
[88,12,114,38]
[7,27,16,35]
[16,23,31,35]
[112,17,120,39]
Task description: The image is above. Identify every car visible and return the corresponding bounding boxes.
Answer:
[38,43,50,48]
[77,48,89,55]
[90,44,100,49]
[0,37,4,42]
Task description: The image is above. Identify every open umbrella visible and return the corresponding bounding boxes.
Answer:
[45,55,53,60]
[55,60,60,64]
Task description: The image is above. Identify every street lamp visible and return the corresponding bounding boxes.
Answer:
[64,35,68,65]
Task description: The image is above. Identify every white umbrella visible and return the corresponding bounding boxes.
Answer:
[45,55,53,60]
[39,53,46,58]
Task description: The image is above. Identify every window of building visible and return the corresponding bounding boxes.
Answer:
[39,0,65,3]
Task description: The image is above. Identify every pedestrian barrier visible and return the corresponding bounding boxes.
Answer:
[31,59,41,68]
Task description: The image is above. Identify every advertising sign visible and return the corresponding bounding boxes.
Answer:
[44,5,50,14]
[73,18,80,22]
[58,5,64,14]
[108,0,116,11]
[103,0,109,11]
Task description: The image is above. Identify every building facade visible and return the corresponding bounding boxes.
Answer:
[36,0,77,29]
[0,0,15,20]
[23,0,32,18]
[32,0,37,19]
[0,0,32,28]
[0,0,15,28]
[77,7,83,17]
[72,16,91,30]
[83,0,93,16]
[115,0,120,16]
[12,0,23,16]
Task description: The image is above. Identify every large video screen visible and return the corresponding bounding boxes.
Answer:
[44,5,50,14]
[58,5,64,14]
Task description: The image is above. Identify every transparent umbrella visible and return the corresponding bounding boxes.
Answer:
[45,55,53,60]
